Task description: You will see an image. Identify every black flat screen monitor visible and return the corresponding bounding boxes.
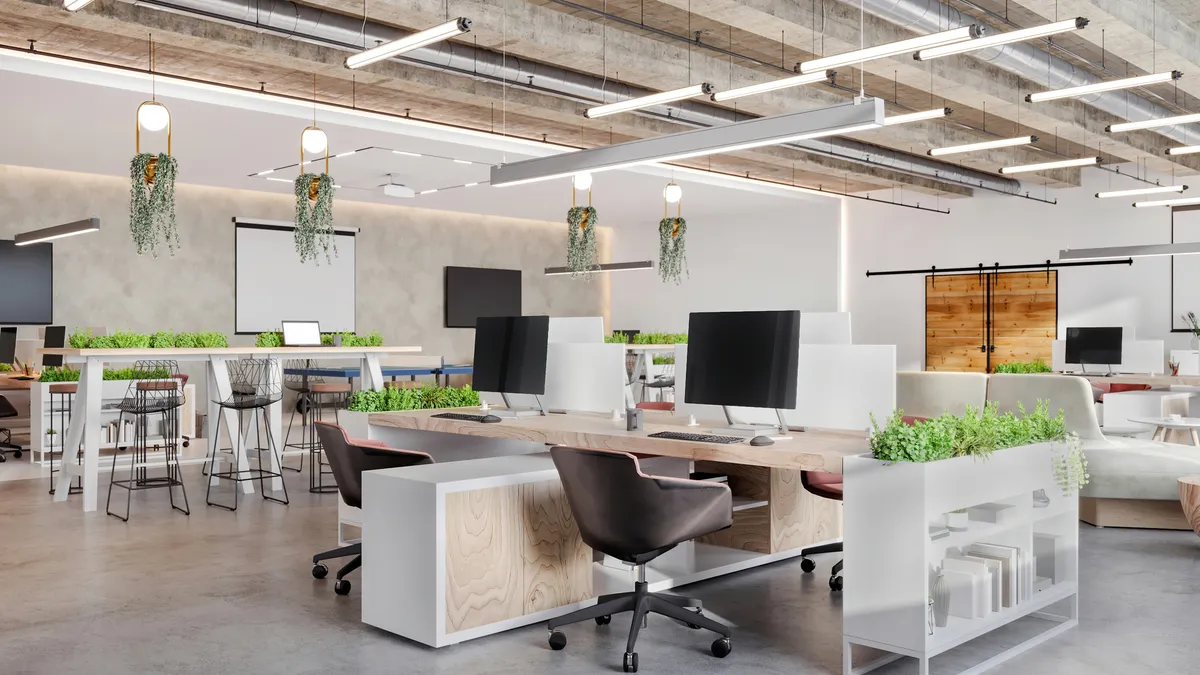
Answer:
[684,310,801,410]
[1065,327,1123,366]
[0,328,16,365]
[472,316,549,395]
[445,267,522,328]
[42,325,65,368]
[0,240,52,325]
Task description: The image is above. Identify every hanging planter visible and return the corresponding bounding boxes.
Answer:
[129,99,179,257]
[565,184,598,276]
[294,171,337,264]
[657,182,687,284]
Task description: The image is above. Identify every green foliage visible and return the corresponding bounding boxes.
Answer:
[256,332,283,348]
[68,328,93,349]
[39,366,174,382]
[604,332,629,344]
[348,384,481,412]
[869,401,1067,463]
[149,330,175,349]
[993,359,1053,374]
[658,217,688,284]
[652,354,675,365]
[632,332,687,345]
[64,329,228,349]
[566,206,598,277]
[1052,433,1090,496]
[190,331,228,348]
[257,331,382,347]
[0,363,11,373]
[38,367,81,382]
[294,173,337,264]
[129,153,180,257]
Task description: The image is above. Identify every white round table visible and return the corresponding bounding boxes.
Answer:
[1129,417,1200,445]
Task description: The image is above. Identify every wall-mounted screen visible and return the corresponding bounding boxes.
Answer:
[444,266,522,328]
[0,240,52,325]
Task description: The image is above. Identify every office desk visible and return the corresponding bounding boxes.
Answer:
[1081,374,1200,387]
[0,373,37,390]
[39,346,421,512]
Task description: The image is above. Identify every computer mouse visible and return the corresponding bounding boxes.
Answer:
[481,415,503,423]
[749,435,775,446]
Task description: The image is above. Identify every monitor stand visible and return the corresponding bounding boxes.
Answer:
[1079,364,1116,377]
[490,393,547,417]
[718,407,795,439]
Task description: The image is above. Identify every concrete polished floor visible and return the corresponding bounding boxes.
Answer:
[1,469,1197,675]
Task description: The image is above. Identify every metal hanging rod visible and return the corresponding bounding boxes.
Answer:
[1095,165,1169,187]
[866,258,1133,277]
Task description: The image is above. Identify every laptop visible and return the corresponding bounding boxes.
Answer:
[281,321,323,347]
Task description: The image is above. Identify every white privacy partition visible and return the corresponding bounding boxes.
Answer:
[800,312,852,344]
[542,343,627,413]
[1051,339,1164,374]
[548,316,605,343]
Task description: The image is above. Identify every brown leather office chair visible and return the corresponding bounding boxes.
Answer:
[312,421,433,595]
[547,446,734,673]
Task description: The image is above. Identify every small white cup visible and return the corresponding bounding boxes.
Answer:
[1169,413,1182,421]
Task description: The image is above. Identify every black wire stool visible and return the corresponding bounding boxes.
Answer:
[305,380,350,493]
[206,358,289,511]
[105,360,190,521]
[47,382,82,496]
[281,359,320,475]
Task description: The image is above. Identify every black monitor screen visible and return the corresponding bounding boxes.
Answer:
[0,328,16,365]
[42,325,66,368]
[445,267,522,328]
[0,240,52,325]
[685,310,801,409]
[1065,327,1123,365]
[472,316,549,395]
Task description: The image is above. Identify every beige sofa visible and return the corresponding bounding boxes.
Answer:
[897,371,1200,529]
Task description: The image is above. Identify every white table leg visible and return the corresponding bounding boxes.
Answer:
[208,357,254,494]
[362,354,385,392]
[1192,428,1199,446]
[266,357,284,492]
[53,358,100,508]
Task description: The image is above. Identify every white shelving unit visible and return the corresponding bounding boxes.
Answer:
[843,442,1079,675]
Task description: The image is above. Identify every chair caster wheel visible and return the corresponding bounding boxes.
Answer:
[334,579,351,595]
[623,652,639,672]
[548,630,567,650]
[312,563,328,579]
[801,557,816,573]
[594,615,611,626]
[183,441,190,448]
[12,450,21,458]
[830,575,843,592]
[711,637,732,658]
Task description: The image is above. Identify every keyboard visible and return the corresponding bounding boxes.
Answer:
[648,431,745,444]
[432,412,491,422]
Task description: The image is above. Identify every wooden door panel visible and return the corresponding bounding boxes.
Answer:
[991,272,1057,369]
[926,274,987,372]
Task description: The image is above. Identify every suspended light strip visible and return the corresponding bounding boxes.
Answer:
[1095,185,1187,199]
[1132,196,1200,208]
[1028,71,1182,103]
[1168,145,1200,156]
[1000,156,1098,174]
[915,18,1088,61]
[800,25,981,74]
[545,261,654,276]
[345,18,472,69]
[585,84,714,119]
[14,217,100,245]
[882,107,952,126]
[711,71,832,102]
[1108,112,1200,133]
[1060,242,1200,261]
[929,135,1037,156]
[62,0,95,11]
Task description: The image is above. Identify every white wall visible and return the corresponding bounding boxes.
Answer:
[608,196,843,332]
[845,169,1189,371]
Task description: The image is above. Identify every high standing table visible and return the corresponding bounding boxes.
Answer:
[39,346,421,513]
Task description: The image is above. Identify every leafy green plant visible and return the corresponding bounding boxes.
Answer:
[38,367,81,382]
[256,332,283,348]
[1052,432,1090,496]
[348,384,480,412]
[869,401,1067,463]
[130,152,180,257]
[189,331,229,348]
[68,328,94,349]
[148,330,175,349]
[993,359,1053,374]
[566,205,598,277]
[658,217,687,284]
[652,354,675,365]
[103,366,173,381]
[604,332,629,344]
[294,173,337,264]
[632,332,687,345]
[0,363,11,373]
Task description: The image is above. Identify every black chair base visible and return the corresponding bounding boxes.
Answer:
[547,578,732,672]
[0,427,21,461]
[312,542,361,595]
[800,541,843,591]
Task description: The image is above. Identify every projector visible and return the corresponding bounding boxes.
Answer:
[383,183,415,199]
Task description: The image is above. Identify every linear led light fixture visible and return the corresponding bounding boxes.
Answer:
[915,18,1088,61]
[345,18,472,69]
[14,217,99,245]
[1108,111,1200,133]
[929,135,1037,156]
[1060,242,1200,261]
[711,71,832,102]
[999,156,1098,174]
[586,84,714,119]
[1168,145,1200,156]
[883,108,952,126]
[545,261,654,276]
[492,99,883,187]
[1132,196,1200,208]
[800,25,981,74]
[1028,71,1182,103]
[1096,185,1187,199]
[63,0,95,11]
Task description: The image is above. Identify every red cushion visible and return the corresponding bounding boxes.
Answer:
[901,415,929,426]
[636,401,674,411]
[1109,384,1150,393]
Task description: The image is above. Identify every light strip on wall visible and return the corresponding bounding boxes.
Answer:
[545,261,654,275]
[800,26,981,74]
[1168,145,1200,156]
[1108,112,1200,133]
[1132,196,1200,208]
[1028,71,1182,103]
[1095,185,1187,199]
[914,18,1088,61]
[929,135,1037,156]
[14,217,100,245]
[493,99,883,186]
[585,84,714,119]
[62,0,95,11]
[999,156,1098,174]
[882,107,952,126]
[1060,242,1200,261]
[711,71,832,102]
[345,18,472,69]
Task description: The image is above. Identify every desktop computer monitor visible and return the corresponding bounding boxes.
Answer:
[0,328,15,365]
[42,325,66,368]
[684,310,800,410]
[281,321,322,347]
[472,316,549,396]
[1065,327,1122,367]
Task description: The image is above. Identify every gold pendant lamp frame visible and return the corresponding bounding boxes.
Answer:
[301,74,329,201]
[136,37,171,185]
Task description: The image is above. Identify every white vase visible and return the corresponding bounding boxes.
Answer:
[931,569,950,629]
[1192,335,1199,352]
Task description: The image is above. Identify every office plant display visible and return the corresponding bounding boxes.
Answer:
[254,330,383,347]
[992,359,1053,374]
[293,172,337,264]
[632,332,687,345]
[0,364,10,373]
[348,383,480,412]
[129,152,180,257]
[565,203,598,277]
[657,216,687,284]
[67,328,228,349]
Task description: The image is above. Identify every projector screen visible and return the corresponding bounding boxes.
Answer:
[234,220,356,334]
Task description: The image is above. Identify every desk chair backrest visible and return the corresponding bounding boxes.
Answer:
[550,446,732,565]
[313,421,434,508]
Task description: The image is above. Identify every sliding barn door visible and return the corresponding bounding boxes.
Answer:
[925,271,1057,372]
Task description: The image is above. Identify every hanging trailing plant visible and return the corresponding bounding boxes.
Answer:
[566,205,598,277]
[293,173,337,264]
[658,216,688,284]
[129,152,180,257]
[1051,432,1089,496]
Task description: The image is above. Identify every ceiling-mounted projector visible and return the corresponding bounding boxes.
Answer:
[383,183,416,199]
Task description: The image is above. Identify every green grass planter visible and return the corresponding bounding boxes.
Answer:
[348,384,480,412]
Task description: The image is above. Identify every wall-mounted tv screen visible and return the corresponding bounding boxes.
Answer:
[444,266,522,328]
[0,240,52,325]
